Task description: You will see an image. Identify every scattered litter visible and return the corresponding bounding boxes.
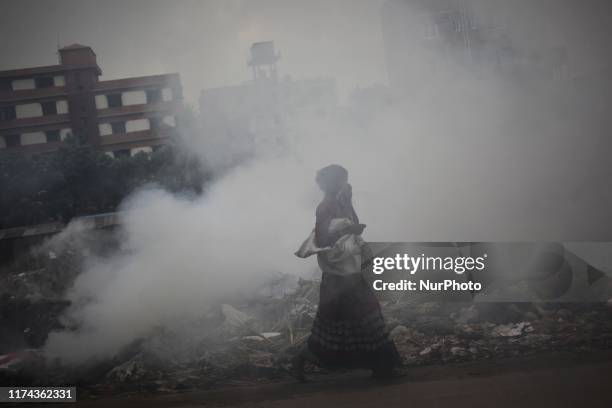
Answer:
[491,322,530,338]
[419,347,432,356]
[1,268,612,396]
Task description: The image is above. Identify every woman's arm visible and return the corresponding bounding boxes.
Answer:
[315,202,366,247]
[315,203,343,247]
[350,205,360,225]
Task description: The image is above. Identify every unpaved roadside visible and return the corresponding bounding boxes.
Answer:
[38,351,612,408]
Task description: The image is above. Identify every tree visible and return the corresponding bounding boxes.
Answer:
[0,141,210,229]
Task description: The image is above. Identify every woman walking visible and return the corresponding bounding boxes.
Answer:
[294,164,401,380]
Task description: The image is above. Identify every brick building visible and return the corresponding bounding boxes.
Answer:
[0,44,182,157]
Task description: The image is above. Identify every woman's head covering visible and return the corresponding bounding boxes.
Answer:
[316,164,348,195]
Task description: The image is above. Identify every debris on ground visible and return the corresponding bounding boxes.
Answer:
[2,259,612,396]
[491,322,532,337]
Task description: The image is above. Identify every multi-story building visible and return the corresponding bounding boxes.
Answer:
[199,41,336,161]
[382,0,519,91]
[0,44,182,157]
[381,0,612,91]
[380,0,612,142]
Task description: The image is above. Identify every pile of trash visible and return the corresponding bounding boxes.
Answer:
[385,299,612,365]
[84,278,323,395]
[65,285,612,395]
[0,245,81,353]
[1,268,612,396]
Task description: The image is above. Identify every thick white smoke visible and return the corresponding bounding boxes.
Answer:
[43,1,612,363]
[40,83,517,362]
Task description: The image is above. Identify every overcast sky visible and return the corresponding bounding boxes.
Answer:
[0,0,389,103]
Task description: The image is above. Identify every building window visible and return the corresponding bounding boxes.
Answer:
[41,101,57,116]
[114,149,131,159]
[422,21,439,39]
[54,76,66,87]
[146,89,162,104]
[98,123,112,136]
[46,129,60,143]
[21,131,46,145]
[125,118,150,132]
[149,116,162,130]
[35,77,55,88]
[468,15,478,30]
[95,94,108,109]
[60,128,71,140]
[75,72,83,90]
[107,93,122,108]
[0,106,16,121]
[162,115,176,127]
[0,79,11,91]
[56,100,69,114]
[162,88,173,101]
[452,16,462,33]
[111,121,126,134]
[122,90,146,105]
[11,79,36,90]
[5,134,20,147]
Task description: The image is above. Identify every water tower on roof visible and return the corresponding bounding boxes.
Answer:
[248,41,280,81]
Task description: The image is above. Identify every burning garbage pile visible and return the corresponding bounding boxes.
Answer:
[84,277,323,394]
[83,281,612,395]
[1,261,612,396]
[0,273,321,394]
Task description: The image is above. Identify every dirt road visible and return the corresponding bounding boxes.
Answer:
[42,351,612,408]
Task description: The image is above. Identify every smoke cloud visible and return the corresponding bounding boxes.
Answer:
[42,0,612,363]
